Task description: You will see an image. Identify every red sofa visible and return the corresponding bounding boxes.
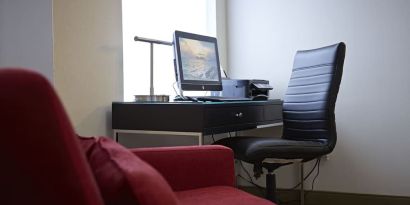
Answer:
[0,68,274,205]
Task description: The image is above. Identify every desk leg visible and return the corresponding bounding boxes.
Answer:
[113,130,119,142]
[198,133,203,145]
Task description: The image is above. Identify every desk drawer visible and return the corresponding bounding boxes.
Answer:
[264,104,282,121]
[204,106,263,127]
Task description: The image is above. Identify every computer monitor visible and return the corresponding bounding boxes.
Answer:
[173,30,222,91]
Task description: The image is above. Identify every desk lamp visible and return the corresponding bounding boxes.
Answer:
[133,36,173,102]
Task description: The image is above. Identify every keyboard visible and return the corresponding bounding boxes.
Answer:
[174,95,252,102]
[193,96,252,102]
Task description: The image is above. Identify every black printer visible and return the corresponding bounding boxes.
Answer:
[211,79,273,101]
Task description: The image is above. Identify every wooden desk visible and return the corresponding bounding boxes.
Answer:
[112,100,282,145]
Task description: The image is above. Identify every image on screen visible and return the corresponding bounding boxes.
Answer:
[179,37,219,81]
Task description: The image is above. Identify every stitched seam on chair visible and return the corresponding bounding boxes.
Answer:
[283,110,326,112]
[293,63,334,71]
[288,81,330,88]
[284,119,327,122]
[285,128,328,132]
[284,118,327,121]
[291,72,334,80]
[286,91,327,96]
[284,119,326,122]
[284,126,327,129]
[283,109,327,112]
[262,145,322,148]
[284,100,327,104]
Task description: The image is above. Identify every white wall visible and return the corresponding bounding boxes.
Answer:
[53,0,123,136]
[227,0,410,196]
[216,0,229,71]
[0,0,53,80]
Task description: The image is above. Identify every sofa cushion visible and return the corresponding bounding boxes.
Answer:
[79,137,178,205]
[176,186,274,205]
[1,69,104,205]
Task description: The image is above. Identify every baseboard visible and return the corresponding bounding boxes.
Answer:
[239,186,410,205]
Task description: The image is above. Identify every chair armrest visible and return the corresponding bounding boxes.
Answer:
[130,145,235,191]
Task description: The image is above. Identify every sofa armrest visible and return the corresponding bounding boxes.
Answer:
[130,145,235,191]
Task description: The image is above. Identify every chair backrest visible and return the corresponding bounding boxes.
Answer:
[0,68,104,205]
[282,43,346,151]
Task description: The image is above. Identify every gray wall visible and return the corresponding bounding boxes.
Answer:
[0,0,53,80]
[227,0,410,196]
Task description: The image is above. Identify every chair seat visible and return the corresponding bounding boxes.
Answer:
[176,186,274,205]
[214,137,330,163]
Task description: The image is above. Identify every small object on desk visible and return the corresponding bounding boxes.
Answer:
[173,95,198,102]
[251,94,269,101]
[174,95,252,102]
[133,35,173,103]
[249,80,273,100]
[210,79,273,101]
[195,96,252,102]
[134,95,169,102]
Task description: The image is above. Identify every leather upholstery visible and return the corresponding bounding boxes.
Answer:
[216,137,329,162]
[215,43,346,163]
[283,43,345,149]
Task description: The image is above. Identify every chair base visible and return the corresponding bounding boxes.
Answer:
[262,162,305,205]
[266,172,277,203]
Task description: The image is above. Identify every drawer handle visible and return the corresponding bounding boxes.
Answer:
[235,112,243,118]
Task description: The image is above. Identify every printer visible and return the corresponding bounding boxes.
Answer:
[212,79,273,100]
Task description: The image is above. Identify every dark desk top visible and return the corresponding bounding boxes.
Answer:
[113,99,282,106]
[112,99,283,134]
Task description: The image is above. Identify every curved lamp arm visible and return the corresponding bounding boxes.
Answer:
[134,36,173,96]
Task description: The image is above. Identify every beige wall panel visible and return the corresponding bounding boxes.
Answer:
[53,0,123,136]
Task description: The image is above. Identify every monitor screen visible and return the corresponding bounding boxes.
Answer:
[173,30,222,91]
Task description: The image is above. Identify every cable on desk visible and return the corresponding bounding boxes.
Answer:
[211,134,216,143]
[172,81,180,97]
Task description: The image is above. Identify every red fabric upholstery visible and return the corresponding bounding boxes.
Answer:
[0,68,274,205]
[131,145,235,191]
[79,136,178,205]
[176,186,273,205]
[0,68,104,205]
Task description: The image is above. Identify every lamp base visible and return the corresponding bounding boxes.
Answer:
[134,95,169,102]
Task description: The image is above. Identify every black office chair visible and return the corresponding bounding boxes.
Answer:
[214,42,346,204]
